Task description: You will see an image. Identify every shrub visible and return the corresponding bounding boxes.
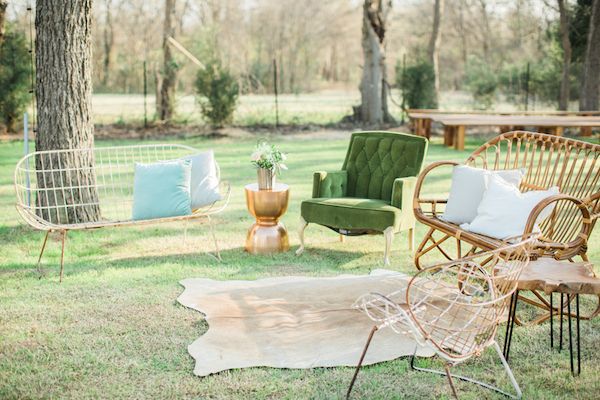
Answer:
[396,60,437,109]
[464,56,497,109]
[0,30,31,133]
[194,61,239,127]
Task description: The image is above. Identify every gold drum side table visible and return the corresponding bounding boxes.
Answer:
[244,183,290,254]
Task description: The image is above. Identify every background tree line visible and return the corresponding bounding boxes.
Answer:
[1,0,599,132]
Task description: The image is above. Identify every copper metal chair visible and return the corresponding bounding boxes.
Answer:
[347,238,536,399]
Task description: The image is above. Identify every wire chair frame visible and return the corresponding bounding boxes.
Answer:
[347,237,536,399]
[14,144,231,281]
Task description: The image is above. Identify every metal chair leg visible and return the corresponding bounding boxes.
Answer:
[36,230,51,278]
[59,230,67,283]
[207,216,222,262]
[444,364,460,399]
[411,341,522,399]
[346,326,378,399]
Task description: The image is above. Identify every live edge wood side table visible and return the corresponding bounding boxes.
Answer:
[503,258,600,376]
[244,183,290,254]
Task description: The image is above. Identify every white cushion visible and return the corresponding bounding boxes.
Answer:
[461,174,559,240]
[441,165,525,224]
[182,150,221,209]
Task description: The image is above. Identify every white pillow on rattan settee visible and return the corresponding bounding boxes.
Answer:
[181,150,221,209]
[441,165,525,225]
[461,174,559,240]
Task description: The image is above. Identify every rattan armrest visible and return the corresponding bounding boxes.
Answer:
[413,161,458,217]
[524,194,592,259]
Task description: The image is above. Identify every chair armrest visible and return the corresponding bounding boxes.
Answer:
[391,176,416,209]
[413,161,459,217]
[312,170,347,198]
[524,194,593,259]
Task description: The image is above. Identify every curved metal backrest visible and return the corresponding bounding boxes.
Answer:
[407,238,535,361]
[14,144,209,230]
[466,131,600,248]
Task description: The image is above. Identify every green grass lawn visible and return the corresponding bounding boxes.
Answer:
[1,132,599,399]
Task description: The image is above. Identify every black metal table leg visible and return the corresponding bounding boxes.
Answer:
[504,290,515,357]
[567,294,574,376]
[576,294,581,376]
[550,293,553,348]
[560,293,564,352]
[505,290,518,361]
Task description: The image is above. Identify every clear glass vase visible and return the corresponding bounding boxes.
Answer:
[257,168,276,190]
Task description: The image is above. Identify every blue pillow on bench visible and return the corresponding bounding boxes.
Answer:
[132,160,192,221]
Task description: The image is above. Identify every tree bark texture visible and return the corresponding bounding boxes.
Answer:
[35,0,100,224]
[358,0,393,125]
[159,0,177,121]
[557,0,572,111]
[580,0,600,111]
[0,0,7,47]
[428,0,444,107]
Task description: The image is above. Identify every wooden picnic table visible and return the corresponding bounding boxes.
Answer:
[408,109,600,140]
[436,114,600,150]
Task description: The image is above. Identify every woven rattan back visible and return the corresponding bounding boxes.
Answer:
[15,144,206,229]
[407,238,534,361]
[466,132,599,250]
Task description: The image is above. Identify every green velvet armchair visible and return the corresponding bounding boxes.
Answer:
[296,131,428,265]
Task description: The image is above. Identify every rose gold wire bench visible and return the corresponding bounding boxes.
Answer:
[14,144,231,282]
[413,131,600,325]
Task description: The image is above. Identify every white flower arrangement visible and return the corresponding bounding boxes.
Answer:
[250,140,287,175]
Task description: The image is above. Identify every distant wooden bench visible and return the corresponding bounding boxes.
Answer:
[437,115,600,150]
[408,109,600,141]
[14,144,231,281]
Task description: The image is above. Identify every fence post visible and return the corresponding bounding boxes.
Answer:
[524,62,530,111]
[273,58,279,128]
[143,60,148,128]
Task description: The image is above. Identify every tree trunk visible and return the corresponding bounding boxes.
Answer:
[158,0,177,122]
[35,0,100,224]
[580,0,600,111]
[0,0,7,47]
[428,0,444,107]
[357,0,393,125]
[101,0,114,88]
[557,0,572,111]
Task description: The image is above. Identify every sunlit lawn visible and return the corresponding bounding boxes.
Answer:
[1,132,599,399]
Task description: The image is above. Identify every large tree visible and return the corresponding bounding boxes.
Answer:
[356,0,393,125]
[557,0,572,110]
[0,0,7,47]
[428,0,444,107]
[35,0,100,223]
[158,0,177,121]
[580,0,600,110]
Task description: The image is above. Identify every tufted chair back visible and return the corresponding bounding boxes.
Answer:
[342,131,428,201]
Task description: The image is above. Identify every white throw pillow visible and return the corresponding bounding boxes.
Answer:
[441,165,526,225]
[182,150,222,209]
[462,174,559,240]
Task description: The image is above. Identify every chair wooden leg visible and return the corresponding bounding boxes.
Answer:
[36,230,51,278]
[346,326,378,399]
[383,227,394,266]
[340,234,345,243]
[59,230,67,283]
[296,217,308,256]
[407,228,414,254]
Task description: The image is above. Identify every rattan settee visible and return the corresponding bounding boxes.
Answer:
[14,144,230,281]
[413,131,599,324]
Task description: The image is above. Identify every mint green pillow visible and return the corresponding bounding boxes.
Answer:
[132,160,192,220]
